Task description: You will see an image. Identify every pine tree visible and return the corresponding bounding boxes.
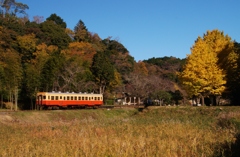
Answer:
[74,20,89,42]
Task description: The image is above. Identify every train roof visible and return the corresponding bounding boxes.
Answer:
[37,92,102,96]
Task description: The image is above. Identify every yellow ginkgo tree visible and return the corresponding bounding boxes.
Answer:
[180,34,226,106]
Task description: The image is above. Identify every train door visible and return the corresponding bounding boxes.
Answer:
[87,96,94,106]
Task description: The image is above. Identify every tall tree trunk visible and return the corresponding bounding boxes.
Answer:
[1,94,3,109]
[208,95,217,106]
[14,87,18,111]
[201,95,205,106]
[196,97,200,105]
[31,97,33,110]
[216,96,221,106]
[210,96,214,106]
[99,83,106,94]
[10,91,13,110]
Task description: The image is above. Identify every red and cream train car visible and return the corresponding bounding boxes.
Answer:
[36,92,103,109]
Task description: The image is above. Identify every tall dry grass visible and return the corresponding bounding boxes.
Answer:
[0,107,239,157]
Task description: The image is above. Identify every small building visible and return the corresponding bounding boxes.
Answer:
[115,92,142,105]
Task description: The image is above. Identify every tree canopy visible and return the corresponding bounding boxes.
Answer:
[91,51,115,94]
[46,13,67,28]
[74,20,89,42]
[40,20,71,50]
[0,0,29,16]
[179,30,233,105]
[1,1,240,109]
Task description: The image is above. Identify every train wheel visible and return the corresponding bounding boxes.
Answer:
[48,107,53,110]
[53,106,59,110]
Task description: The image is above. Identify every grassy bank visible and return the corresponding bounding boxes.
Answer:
[0,106,240,157]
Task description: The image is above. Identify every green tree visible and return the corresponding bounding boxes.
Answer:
[56,55,96,93]
[23,43,50,109]
[169,90,183,105]
[74,20,89,42]
[0,0,28,16]
[2,50,22,110]
[16,33,37,63]
[25,21,43,37]
[0,14,26,35]
[91,51,115,94]
[102,39,134,75]
[227,42,240,105]
[0,24,22,50]
[46,13,67,28]
[40,51,65,92]
[0,59,7,108]
[152,90,172,105]
[40,21,71,50]
[143,56,185,72]
[180,35,226,106]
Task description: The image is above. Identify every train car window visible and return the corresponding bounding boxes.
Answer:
[85,97,88,100]
[56,96,58,100]
[82,97,84,100]
[51,96,54,100]
[98,97,100,100]
[67,96,69,100]
[74,96,77,100]
[48,96,50,100]
[92,97,93,100]
[60,96,62,99]
[78,97,81,100]
[71,96,73,100]
[64,97,66,100]
[43,96,46,100]
[94,97,97,100]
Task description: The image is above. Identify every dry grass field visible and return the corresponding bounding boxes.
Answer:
[0,106,240,157]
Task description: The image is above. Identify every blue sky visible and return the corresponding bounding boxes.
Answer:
[20,0,240,61]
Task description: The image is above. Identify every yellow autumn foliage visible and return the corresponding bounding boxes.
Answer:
[17,33,37,52]
[109,70,122,88]
[180,30,230,97]
[134,61,149,76]
[203,29,236,70]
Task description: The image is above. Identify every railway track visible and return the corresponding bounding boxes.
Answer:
[0,105,145,112]
[100,105,145,109]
